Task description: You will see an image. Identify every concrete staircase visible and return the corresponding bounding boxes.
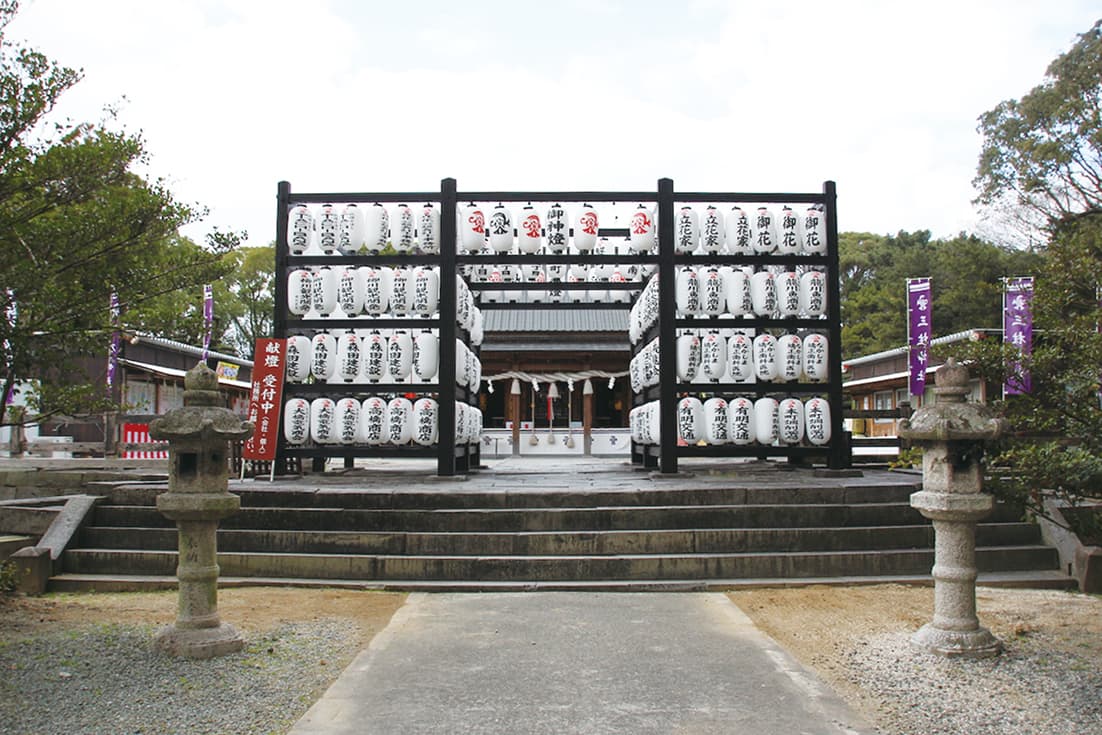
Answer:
[48,463,1074,592]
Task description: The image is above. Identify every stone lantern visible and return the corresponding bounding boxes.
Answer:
[898,358,1007,658]
[149,361,254,658]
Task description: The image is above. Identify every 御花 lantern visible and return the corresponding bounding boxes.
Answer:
[574,204,599,251]
[704,397,730,445]
[338,204,366,255]
[724,269,750,317]
[676,331,701,382]
[777,271,801,317]
[753,397,779,445]
[386,397,413,445]
[418,203,440,254]
[360,396,387,445]
[677,397,704,444]
[310,397,338,444]
[311,267,338,317]
[629,204,656,253]
[388,330,413,381]
[283,398,310,445]
[804,397,831,445]
[777,334,804,382]
[336,266,363,317]
[317,204,339,254]
[700,330,728,382]
[391,204,414,253]
[363,331,387,383]
[750,270,777,316]
[753,333,778,381]
[800,270,827,317]
[777,206,801,254]
[802,206,827,255]
[675,266,701,316]
[802,333,829,382]
[728,333,753,382]
[518,205,542,253]
[488,204,514,253]
[364,202,389,255]
[751,207,776,254]
[413,266,440,317]
[412,397,439,446]
[389,266,413,317]
[310,332,336,380]
[546,203,569,253]
[335,397,360,444]
[676,206,699,254]
[285,335,311,383]
[701,206,726,254]
[726,206,752,254]
[728,396,755,445]
[287,204,313,255]
[287,269,313,316]
[336,331,362,382]
[778,398,804,444]
[460,202,487,252]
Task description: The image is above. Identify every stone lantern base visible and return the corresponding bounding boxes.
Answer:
[154,622,244,659]
[912,623,1001,659]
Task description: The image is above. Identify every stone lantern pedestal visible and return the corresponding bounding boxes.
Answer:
[899,358,1006,658]
[149,362,254,659]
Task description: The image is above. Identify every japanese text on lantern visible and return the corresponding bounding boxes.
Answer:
[242,338,287,460]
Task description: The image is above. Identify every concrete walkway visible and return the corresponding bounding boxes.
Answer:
[288,592,873,735]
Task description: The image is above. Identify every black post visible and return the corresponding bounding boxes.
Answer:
[823,180,847,469]
[273,181,291,473]
[437,178,458,476]
[657,178,677,474]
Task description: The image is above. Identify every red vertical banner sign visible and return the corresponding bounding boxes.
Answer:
[242,338,287,461]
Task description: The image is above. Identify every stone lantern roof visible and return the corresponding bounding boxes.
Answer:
[149,362,254,443]
[898,358,1006,444]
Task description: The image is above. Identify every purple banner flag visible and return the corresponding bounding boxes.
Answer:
[1004,277,1034,395]
[202,284,213,361]
[106,290,120,392]
[907,278,932,397]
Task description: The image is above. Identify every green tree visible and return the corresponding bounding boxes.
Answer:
[0,1,235,426]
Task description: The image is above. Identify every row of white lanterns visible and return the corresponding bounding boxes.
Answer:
[674,266,826,319]
[630,331,828,389]
[284,396,482,447]
[286,331,481,390]
[669,204,827,256]
[630,396,832,447]
[469,261,643,304]
[288,203,440,256]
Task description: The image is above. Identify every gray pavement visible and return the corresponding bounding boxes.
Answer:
[288,592,873,735]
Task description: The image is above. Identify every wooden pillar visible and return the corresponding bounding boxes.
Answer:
[509,379,521,455]
[582,379,594,455]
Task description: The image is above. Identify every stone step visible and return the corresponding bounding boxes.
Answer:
[90,501,1025,533]
[46,569,1078,594]
[78,522,1043,556]
[61,545,1060,582]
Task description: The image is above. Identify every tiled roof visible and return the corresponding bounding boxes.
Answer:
[482,310,629,333]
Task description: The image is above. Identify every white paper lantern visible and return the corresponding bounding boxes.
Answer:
[389,266,413,316]
[644,338,661,387]
[704,397,730,445]
[364,203,389,254]
[416,203,440,254]
[316,204,339,254]
[503,264,524,303]
[336,332,362,382]
[391,204,414,253]
[387,330,413,381]
[629,204,656,253]
[338,204,366,255]
[726,206,752,254]
[752,207,777,253]
[727,333,754,382]
[776,334,804,382]
[336,267,363,317]
[363,331,387,382]
[804,397,832,445]
[700,330,728,382]
[586,263,609,304]
[800,270,827,317]
[724,269,750,317]
[360,266,390,316]
[750,270,778,316]
[287,269,313,316]
[488,204,514,253]
[468,351,481,393]
[676,332,701,382]
[701,206,726,254]
[386,397,413,445]
[310,397,338,444]
[802,206,827,255]
[460,202,487,252]
[312,267,338,317]
[285,335,311,383]
[287,205,313,255]
[454,402,468,445]
[410,330,438,381]
[310,332,336,380]
[677,396,704,444]
[335,397,360,444]
[753,397,779,445]
[753,333,778,381]
[413,266,440,317]
[629,354,643,394]
[777,206,801,254]
[412,397,439,446]
[546,203,569,253]
[523,264,546,304]
[778,398,805,444]
[777,271,801,317]
[454,340,470,387]
[283,398,310,445]
[802,333,829,382]
[728,397,755,445]
[470,306,484,346]
[574,204,599,251]
[675,266,701,316]
[360,396,387,445]
[675,206,699,254]
[701,266,726,316]
[518,205,542,253]
[647,400,662,445]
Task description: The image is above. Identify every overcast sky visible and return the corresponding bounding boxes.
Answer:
[8,1,1099,248]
